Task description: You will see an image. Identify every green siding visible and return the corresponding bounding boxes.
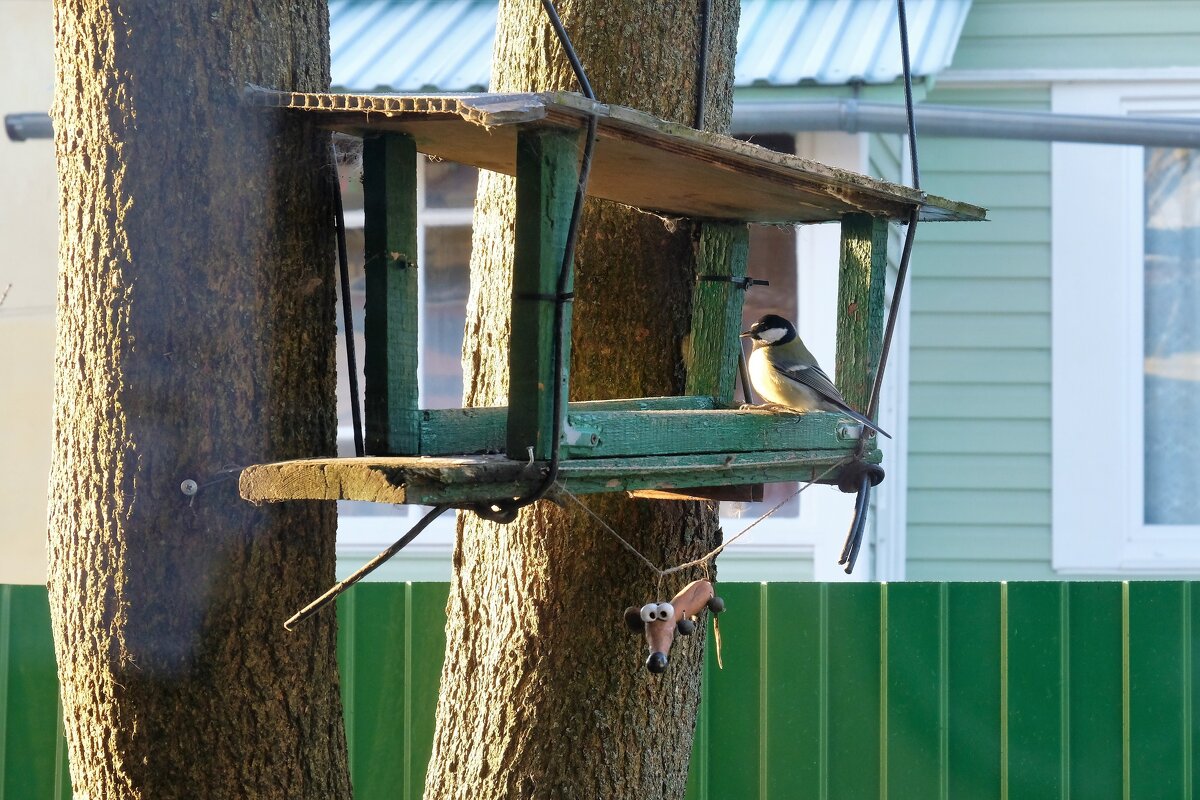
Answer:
[954,0,1200,72]
[9,582,1200,798]
[899,80,1055,580]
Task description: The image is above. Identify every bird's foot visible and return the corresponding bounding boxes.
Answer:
[759,402,804,415]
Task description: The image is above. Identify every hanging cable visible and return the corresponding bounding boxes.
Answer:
[331,145,364,458]
[839,0,922,574]
[285,504,451,629]
[470,0,598,523]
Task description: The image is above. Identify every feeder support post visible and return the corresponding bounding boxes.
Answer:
[507,127,582,460]
[684,223,750,405]
[834,212,890,416]
[362,133,421,455]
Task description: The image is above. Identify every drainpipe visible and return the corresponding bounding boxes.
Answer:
[730,98,1200,149]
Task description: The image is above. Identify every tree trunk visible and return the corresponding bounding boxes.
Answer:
[48,2,351,798]
[425,2,739,798]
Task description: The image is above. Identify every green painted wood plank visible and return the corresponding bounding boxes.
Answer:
[704,583,763,799]
[362,133,420,455]
[955,38,1200,71]
[558,409,861,458]
[507,128,581,461]
[908,384,1050,420]
[925,85,1052,109]
[1,586,65,800]
[834,213,888,415]
[915,209,1049,244]
[418,396,720,457]
[909,243,1050,279]
[946,583,1003,800]
[909,489,1050,526]
[907,525,1052,561]
[915,139,1051,172]
[911,279,1050,314]
[907,420,1051,455]
[685,223,750,405]
[924,173,1050,208]
[1005,582,1067,799]
[1066,582,1124,799]
[826,583,883,798]
[909,454,1050,490]
[883,583,944,798]
[1127,582,1188,798]
[908,352,1051,386]
[962,2,1200,38]
[763,583,823,798]
[911,313,1050,350]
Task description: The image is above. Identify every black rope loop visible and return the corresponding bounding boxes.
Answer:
[836,460,885,494]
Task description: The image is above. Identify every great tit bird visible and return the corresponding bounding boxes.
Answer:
[741,313,891,439]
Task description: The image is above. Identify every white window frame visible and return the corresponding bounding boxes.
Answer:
[1052,80,1200,573]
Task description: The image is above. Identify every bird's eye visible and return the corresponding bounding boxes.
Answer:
[656,602,675,621]
[639,603,658,623]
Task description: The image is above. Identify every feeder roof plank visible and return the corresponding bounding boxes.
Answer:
[248,88,986,225]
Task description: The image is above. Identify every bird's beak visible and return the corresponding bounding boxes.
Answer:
[739,330,753,338]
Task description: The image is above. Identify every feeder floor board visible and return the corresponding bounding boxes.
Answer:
[238,450,877,508]
[247,88,986,226]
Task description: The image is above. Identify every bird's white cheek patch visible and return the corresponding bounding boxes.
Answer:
[757,328,786,344]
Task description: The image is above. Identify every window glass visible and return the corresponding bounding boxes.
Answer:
[421,225,471,408]
[425,159,478,209]
[1143,147,1200,524]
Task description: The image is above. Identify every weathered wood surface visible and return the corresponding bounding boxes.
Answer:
[420,396,718,454]
[362,133,420,454]
[247,89,986,225]
[684,223,750,404]
[418,403,869,459]
[834,213,889,416]
[239,447,878,507]
[507,129,579,460]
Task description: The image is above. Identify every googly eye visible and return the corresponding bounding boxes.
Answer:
[639,603,658,623]
[656,602,675,621]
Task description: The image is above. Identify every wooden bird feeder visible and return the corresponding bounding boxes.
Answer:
[238,90,985,511]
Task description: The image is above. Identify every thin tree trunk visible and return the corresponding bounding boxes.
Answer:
[425,2,739,798]
[48,2,351,797]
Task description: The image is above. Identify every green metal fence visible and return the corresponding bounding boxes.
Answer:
[4,582,1198,798]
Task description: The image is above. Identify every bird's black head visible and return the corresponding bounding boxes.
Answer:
[740,313,796,346]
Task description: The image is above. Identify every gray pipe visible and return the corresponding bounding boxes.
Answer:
[5,113,54,142]
[731,98,1200,148]
[12,100,1200,148]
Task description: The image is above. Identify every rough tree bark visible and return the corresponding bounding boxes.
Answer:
[424,1,740,798]
[48,2,351,798]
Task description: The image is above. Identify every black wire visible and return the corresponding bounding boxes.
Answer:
[694,0,710,130]
[284,504,450,629]
[843,0,923,575]
[476,0,597,519]
[897,0,921,191]
[540,0,595,100]
[332,149,365,458]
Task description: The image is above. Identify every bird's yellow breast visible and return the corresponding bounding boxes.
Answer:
[747,347,823,411]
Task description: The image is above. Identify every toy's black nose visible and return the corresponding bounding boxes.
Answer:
[646,652,668,673]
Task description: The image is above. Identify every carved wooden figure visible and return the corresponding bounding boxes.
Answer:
[624,580,725,673]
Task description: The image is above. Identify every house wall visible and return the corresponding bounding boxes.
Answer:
[1,1,57,585]
[901,0,1200,579]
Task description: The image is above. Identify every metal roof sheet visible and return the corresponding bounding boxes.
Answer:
[330,0,972,92]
